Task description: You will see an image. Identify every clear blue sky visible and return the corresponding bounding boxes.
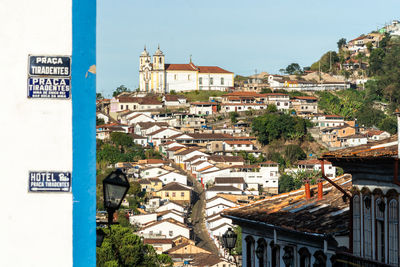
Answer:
[97,0,400,97]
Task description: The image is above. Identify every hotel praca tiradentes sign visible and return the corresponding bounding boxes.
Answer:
[27,55,71,99]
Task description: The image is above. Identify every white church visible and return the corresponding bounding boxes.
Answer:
[139,46,234,93]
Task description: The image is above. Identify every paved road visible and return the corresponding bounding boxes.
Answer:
[169,160,219,254]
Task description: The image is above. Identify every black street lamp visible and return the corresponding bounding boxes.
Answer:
[96,228,106,247]
[103,169,130,228]
[222,228,237,254]
[222,228,238,266]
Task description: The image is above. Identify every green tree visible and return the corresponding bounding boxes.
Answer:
[378,116,398,134]
[337,38,347,50]
[355,105,385,127]
[284,145,306,164]
[252,113,309,145]
[233,226,242,255]
[285,63,302,75]
[267,104,278,113]
[260,87,272,94]
[230,111,239,123]
[97,117,105,126]
[97,225,173,267]
[97,92,104,100]
[279,174,296,193]
[112,85,130,97]
[110,132,134,148]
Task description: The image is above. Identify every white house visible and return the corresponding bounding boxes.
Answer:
[366,130,390,141]
[286,159,336,178]
[206,195,237,210]
[222,140,255,152]
[163,95,187,106]
[339,134,368,148]
[157,209,185,224]
[207,215,233,230]
[124,113,155,125]
[205,202,235,217]
[143,238,174,254]
[139,218,190,239]
[130,133,147,146]
[214,177,245,190]
[266,93,290,111]
[147,128,182,146]
[311,114,345,129]
[140,167,169,178]
[189,102,217,115]
[129,213,157,226]
[205,185,243,200]
[157,171,188,185]
[200,162,280,194]
[155,201,186,214]
[220,103,267,113]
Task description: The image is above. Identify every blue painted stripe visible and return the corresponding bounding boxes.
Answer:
[72,0,96,266]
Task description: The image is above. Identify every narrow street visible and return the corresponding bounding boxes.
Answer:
[168,160,219,254]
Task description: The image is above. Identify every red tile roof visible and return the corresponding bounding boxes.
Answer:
[197,66,232,74]
[223,174,352,235]
[190,102,217,105]
[322,135,398,159]
[296,159,332,165]
[224,140,253,145]
[165,63,198,71]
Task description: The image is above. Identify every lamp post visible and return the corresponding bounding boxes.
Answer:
[96,228,106,247]
[103,169,130,228]
[222,228,238,266]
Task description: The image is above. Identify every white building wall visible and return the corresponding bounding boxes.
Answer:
[140,221,190,239]
[189,105,214,115]
[1,0,73,266]
[159,172,188,185]
[206,198,236,209]
[129,213,157,226]
[198,73,233,91]
[156,202,185,213]
[166,71,197,92]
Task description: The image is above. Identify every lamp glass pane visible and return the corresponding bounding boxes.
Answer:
[104,183,126,210]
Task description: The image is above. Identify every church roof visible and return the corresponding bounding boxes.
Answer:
[197,66,232,74]
[165,63,198,71]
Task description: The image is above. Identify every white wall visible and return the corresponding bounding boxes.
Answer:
[1,0,73,266]
[166,71,197,92]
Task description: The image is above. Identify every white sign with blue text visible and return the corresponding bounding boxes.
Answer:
[29,171,71,192]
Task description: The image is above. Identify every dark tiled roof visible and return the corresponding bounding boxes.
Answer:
[197,66,232,74]
[323,135,398,159]
[130,133,146,139]
[143,238,173,245]
[208,155,244,163]
[159,182,191,191]
[190,253,228,266]
[215,177,245,184]
[207,185,242,192]
[223,175,352,235]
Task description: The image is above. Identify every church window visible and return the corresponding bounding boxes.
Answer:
[221,77,224,85]
[120,105,123,110]
[159,57,162,63]
[376,198,385,262]
[210,77,214,85]
[199,77,203,85]
[388,199,399,265]
[363,195,372,259]
[353,195,361,256]
[174,74,177,80]
[188,75,190,80]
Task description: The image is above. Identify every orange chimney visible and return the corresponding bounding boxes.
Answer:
[305,182,311,200]
[317,180,323,200]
